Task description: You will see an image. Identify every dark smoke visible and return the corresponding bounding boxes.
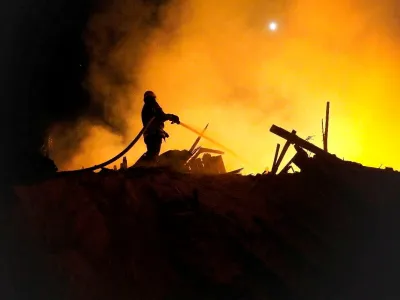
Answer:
[0,0,92,171]
[0,0,171,171]
[49,0,171,168]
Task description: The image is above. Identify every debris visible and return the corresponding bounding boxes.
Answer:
[180,122,245,161]
[227,168,243,174]
[271,143,280,173]
[202,154,226,174]
[279,155,296,174]
[271,130,296,174]
[291,145,311,171]
[122,157,128,169]
[323,102,330,152]
[189,123,209,154]
[270,125,331,158]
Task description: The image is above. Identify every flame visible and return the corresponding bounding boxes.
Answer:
[53,0,400,173]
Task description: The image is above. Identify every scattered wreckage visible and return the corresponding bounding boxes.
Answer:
[268,102,397,175]
[105,123,243,175]
[48,101,396,176]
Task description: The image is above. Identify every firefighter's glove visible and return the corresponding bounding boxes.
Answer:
[170,115,180,124]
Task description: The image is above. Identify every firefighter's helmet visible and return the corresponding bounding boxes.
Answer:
[144,90,156,99]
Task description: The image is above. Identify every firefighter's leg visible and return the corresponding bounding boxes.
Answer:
[144,135,163,163]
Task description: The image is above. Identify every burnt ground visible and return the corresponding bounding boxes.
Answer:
[2,165,400,300]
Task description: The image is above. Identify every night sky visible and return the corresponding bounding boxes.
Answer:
[0,0,92,171]
[0,0,169,175]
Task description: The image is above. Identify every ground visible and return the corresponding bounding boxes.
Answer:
[3,165,400,300]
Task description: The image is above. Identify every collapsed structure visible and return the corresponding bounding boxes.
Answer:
[109,123,242,175]
[268,102,397,175]
[45,101,396,177]
[11,104,400,300]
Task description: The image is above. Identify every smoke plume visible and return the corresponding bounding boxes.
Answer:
[53,0,400,173]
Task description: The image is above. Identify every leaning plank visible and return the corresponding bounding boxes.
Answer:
[227,168,243,174]
[271,143,281,173]
[189,123,209,154]
[271,130,296,174]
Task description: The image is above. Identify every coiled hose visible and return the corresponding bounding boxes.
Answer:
[60,117,155,174]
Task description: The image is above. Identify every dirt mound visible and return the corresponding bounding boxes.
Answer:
[7,166,400,300]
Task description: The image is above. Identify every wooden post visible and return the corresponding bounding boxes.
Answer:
[271,143,280,174]
[271,130,296,174]
[323,102,330,152]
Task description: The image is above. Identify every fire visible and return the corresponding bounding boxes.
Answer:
[53,0,400,174]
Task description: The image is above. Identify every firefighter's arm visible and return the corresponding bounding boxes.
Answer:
[154,103,180,124]
[164,113,180,124]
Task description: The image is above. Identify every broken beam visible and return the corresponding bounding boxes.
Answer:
[270,125,330,158]
[271,143,280,173]
[271,130,296,174]
[189,123,209,153]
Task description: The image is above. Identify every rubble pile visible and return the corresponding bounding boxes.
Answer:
[268,102,397,175]
[10,161,400,299]
[100,122,240,175]
[6,103,400,299]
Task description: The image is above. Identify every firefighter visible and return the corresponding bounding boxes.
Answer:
[141,90,180,164]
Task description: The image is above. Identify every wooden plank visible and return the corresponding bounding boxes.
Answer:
[186,147,202,165]
[270,125,332,158]
[271,130,296,174]
[189,123,209,153]
[186,147,224,169]
[272,143,281,173]
[199,148,225,155]
[227,168,243,174]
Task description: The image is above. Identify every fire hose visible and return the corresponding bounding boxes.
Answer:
[59,117,249,174]
[60,117,155,174]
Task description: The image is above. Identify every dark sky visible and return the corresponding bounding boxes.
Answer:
[0,0,168,174]
[0,0,93,170]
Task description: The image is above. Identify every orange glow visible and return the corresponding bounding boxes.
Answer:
[52,0,400,173]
